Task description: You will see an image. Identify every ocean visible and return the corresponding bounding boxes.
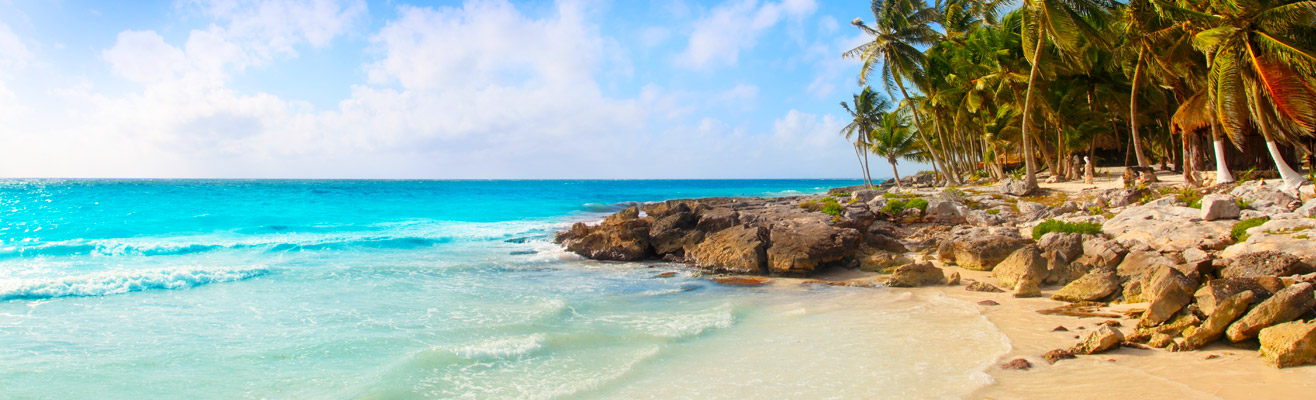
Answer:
[0,179,1008,399]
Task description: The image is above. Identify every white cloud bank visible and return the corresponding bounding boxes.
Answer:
[0,0,861,179]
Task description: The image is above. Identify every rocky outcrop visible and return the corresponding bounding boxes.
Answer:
[556,207,653,261]
[855,246,910,272]
[998,178,1034,196]
[993,245,1048,290]
[687,225,768,274]
[696,207,739,233]
[1221,251,1315,279]
[938,226,1030,271]
[1115,250,1181,286]
[1226,282,1316,342]
[1199,194,1240,221]
[1078,236,1127,269]
[928,200,969,224]
[1052,269,1120,302]
[1073,325,1124,354]
[766,219,861,275]
[1016,201,1049,222]
[1137,267,1196,328]
[886,262,948,287]
[648,204,702,255]
[1180,291,1255,351]
[1259,320,1316,368]
[1230,180,1300,214]
[1103,206,1234,252]
[1194,277,1282,315]
[1039,232,1084,264]
[1220,219,1316,263]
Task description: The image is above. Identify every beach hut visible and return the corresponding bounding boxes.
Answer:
[1171,91,1303,181]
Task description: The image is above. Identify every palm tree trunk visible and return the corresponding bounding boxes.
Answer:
[896,81,953,185]
[1265,140,1307,190]
[853,144,870,186]
[889,158,903,188]
[861,141,874,188]
[1020,38,1044,190]
[1129,49,1151,168]
[1212,123,1235,184]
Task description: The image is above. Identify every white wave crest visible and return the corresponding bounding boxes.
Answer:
[451,334,547,360]
[0,265,270,301]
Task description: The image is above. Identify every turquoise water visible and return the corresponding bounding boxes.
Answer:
[0,180,1008,399]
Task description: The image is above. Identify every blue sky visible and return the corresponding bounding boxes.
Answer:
[0,0,925,179]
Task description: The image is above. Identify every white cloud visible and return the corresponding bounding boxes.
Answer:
[676,0,816,69]
[0,22,32,70]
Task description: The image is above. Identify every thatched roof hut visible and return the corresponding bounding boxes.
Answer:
[1171,90,1302,171]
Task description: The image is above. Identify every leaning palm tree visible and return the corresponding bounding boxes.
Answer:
[869,110,926,188]
[841,88,893,187]
[1194,0,1316,189]
[847,0,959,184]
[1016,0,1115,190]
[1119,0,1197,170]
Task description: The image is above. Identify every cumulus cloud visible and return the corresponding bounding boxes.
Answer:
[676,0,816,69]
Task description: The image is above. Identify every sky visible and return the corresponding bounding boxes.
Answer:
[0,0,926,179]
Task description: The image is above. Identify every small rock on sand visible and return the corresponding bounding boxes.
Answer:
[1000,358,1032,370]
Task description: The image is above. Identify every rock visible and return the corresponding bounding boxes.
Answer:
[710,276,773,286]
[1043,349,1075,364]
[966,208,1016,226]
[1000,358,1032,370]
[1045,251,1088,286]
[855,247,910,272]
[1072,325,1125,355]
[656,271,678,278]
[1078,236,1127,269]
[1137,266,1197,328]
[1052,269,1121,302]
[947,271,961,285]
[967,281,1005,292]
[648,208,702,255]
[556,207,653,261]
[1013,275,1043,298]
[978,299,1001,306]
[1103,206,1235,252]
[1053,326,1069,332]
[1194,277,1283,315]
[1181,291,1256,351]
[765,219,861,275]
[992,245,1048,290]
[1259,320,1316,368]
[886,262,948,287]
[696,207,739,233]
[1230,180,1300,212]
[851,189,882,203]
[1016,201,1049,222]
[687,225,768,274]
[1226,282,1316,342]
[1221,251,1315,279]
[1146,195,1184,207]
[928,200,970,224]
[1296,199,1316,218]
[1220,219,1316,263]
[1199,194,1240,221]
[1038,232,1084,263]
[1116,250,1181,286]
[938,226,1031,270]
[998,178,1035,196]
[1148,333,1176,348]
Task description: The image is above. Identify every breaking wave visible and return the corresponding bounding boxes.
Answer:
[0,265,271,301]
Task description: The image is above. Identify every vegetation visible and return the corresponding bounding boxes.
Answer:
[839,0,1316,190]
[881,197,929,214]
[1232,217,1270,242]
[1032,219,1103,240]
[800,197,845,217]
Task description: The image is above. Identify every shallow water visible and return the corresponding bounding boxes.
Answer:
[0,180,1008,399]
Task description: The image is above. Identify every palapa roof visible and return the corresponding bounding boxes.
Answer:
[1170,90,1212,135]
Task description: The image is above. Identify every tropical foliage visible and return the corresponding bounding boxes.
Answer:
[840,0,1316,190]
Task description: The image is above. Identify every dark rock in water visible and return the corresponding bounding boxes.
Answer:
[556,206,653,261]
[656,271,678,278]
[648,205,703,256]
[1043,349,1075,364]
[508,250,537,255]
[504,237,529,244]
[1000,358,1032,370]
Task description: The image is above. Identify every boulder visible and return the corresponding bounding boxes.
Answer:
[855,246,910,272]
[1016,201,1049,222]
[696,207,739,233]
[1199,194,1240,221]
[1042,349,1075,364]
[937,226,1031,271]
[648,208,702,255]
[1000,358,1032,370]
[998,178,1035,196]
[1221,251,1316,279]
[851,189,882,203]
[886,262,948,287]
[947,271,961,285]
[966,281,1004,292]
[1072,325,1124,355]
[1052,269,1121,302]
[1103,205,1235,252]
[687,225,769,274]
[928,200,970,224]
[1296,199,1316,218]
[1137,266,1197,328]
[1230,180,1300,212]
[1038,232,1084,264]
[1045,251,1088,286]
[1220,219,1316,263]
[556,207,653,261]
[765,219,861,275]
[992,245,1048,290]
[966,208,1016,226]
[1226,282,1316,342]
[1194,277,1283,315]
[1013,275,1043,298]
[1180,291,1255,351]
[1116,250,1181,285]
[1259,320,1316,368]
[1078,236,1127,269]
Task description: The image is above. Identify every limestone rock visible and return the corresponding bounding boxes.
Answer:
[1199,194,1240,221]
[1226,282,1316,342]
[687,225,768,274]
[1230,180,1300,213]
[966,281,1004,292]
[1296,199,1316,218]
[1013,275,1043,298]
[1221,251,1315,279]
[1103,205,1235,252]
[1052,269,1121,303]
[992,245,1048,290]
[887,262,948,287]
[1137,266,1196,328]
[938,226,1030,270]
[855,246,910,272]
[556,206,653,261]
[1194,277,1283,315]
[1220,219,1316,263]
[765,219,861,275]
[1038,232,1084,264]
[649,207,702,255]
[850,189,882,203]
[947,271,961,285]
[1072,325,1124,355]
[928,200,970,224]
[1000,358,1032,370]
[1043,348,1075,364]
[999,178,1035,196]
[1078,236,1127,269]
[1259,320,1316,368]
[1181,291,1255,351]
[1116,250,1181,285]
[1017,201,1049,222]
[696,207,739,233]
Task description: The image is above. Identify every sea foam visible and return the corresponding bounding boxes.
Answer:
[0,265,270,301]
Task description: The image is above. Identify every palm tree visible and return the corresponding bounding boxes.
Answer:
[1194,0,1316,189]
[1017,0,1115,190]
[869,110,927,188]
[847,0,960,184]
[841,88,893,187]
[1119,0,1194,169]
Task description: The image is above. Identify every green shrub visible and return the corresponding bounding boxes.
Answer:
[882,199,908,215]
[985,208,1001,215]
[798,200,821,211]
[1174,187,1203,209]
[907,198,929,213]
[820,199,843,217]
[1032,219,1103,240]
[1231,217,1269,242]
[1235,198,1252,210]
